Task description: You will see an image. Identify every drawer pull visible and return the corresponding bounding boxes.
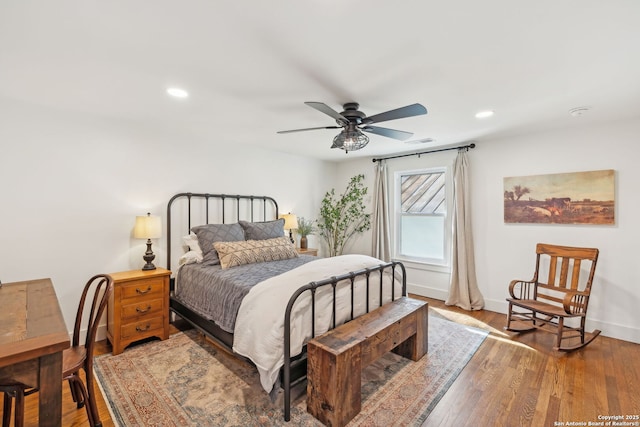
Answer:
[136,286,152,295]
[136,305,152,313]
[136,324,151,332]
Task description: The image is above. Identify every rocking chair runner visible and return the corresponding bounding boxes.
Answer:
[506,243,600,351]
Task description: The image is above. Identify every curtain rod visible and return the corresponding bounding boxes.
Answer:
[372,142,476,163]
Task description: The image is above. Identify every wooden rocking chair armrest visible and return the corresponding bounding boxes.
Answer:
[562,290,590,315]
[508,279,536,299]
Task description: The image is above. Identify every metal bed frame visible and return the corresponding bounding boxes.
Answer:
[166,192,406,421]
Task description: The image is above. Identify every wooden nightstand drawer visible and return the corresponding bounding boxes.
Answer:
[107,268,171,355]
[121,316,164,339]
[120,278,164,300]
[121,297,163,319]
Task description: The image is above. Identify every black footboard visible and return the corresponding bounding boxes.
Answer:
[282,261,406,421]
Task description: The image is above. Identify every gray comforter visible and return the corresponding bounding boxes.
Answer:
[174,255,317,333]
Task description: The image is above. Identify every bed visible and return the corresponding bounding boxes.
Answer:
[166,192,407,420]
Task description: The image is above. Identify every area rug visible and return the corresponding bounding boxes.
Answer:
[94,315,488,426]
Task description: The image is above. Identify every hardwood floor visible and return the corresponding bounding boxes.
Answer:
[2,298,638,426]
[422,298,640,427]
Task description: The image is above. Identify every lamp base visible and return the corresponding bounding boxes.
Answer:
[142,239,157,271]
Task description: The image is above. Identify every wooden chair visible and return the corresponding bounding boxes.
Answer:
[1,386,37,427]
[505,243,600,351]
[1,274,113,427]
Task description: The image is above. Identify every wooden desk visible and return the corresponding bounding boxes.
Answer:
[0,279,70,427]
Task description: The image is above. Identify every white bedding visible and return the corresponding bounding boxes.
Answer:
[232,254,404,393]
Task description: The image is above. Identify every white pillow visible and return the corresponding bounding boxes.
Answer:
[179,250,203,265]
[183,233,203,256]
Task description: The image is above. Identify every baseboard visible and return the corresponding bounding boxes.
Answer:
[407,282,448,300]
[483,297,508,314]
[96,323,108,342]
[73,323,109,344]
[585,319,640,344]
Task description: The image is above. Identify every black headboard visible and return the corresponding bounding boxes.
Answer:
[166,192,279,271]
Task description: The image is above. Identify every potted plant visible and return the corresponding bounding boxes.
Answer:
[317,174,371,257]
[296,217,316,249]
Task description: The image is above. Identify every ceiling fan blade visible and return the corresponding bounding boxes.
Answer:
[305,102,349,125]
[277,126,341,134]
[363,103,427,124]
[361,125,413,141]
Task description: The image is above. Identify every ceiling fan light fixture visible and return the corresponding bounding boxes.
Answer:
[332,129,369,153]
[278,101,427,152]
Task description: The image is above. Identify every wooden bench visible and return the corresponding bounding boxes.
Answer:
[306,296,428,427]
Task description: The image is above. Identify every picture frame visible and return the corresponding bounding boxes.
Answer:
[503,169,615,225]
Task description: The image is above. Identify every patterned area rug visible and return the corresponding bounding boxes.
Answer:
[95,315,487,426]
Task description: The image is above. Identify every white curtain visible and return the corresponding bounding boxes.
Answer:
[446,150,485,310]
[371,161,391,261]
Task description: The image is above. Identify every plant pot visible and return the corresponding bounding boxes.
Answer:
[300,236,308,249]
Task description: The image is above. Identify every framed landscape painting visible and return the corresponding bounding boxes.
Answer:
[504,169,615,225]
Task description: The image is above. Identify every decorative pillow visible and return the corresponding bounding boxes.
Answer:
[214,236,298,269]
[191,223,245,265]
[239,219,285,240]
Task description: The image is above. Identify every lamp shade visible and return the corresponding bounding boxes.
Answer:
[133,213,162,239]
[280,213,298,230]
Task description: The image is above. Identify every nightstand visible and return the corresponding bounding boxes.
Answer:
[106,268,171,355]
[297,247,318,256]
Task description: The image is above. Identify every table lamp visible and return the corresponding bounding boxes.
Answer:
[280,213,298,244]
[134,212,162,270]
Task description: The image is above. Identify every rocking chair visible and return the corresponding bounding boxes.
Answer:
[506,243,600,351]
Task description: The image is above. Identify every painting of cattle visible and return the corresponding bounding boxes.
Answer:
[504,169,615,224]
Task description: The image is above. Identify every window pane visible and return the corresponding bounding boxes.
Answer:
[401,172,445,214]
[400,215,444,260]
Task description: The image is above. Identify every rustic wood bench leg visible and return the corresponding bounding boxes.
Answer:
[392,303,428,361]
[307,343,362,427]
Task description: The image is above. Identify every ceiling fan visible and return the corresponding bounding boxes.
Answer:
[277,102,428,153]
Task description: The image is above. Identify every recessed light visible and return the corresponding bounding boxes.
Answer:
[475,110,494,119]
[166,87,189,98]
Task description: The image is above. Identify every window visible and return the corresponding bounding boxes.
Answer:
[395,168,450,266]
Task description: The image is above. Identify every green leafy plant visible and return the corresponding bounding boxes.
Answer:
[296,217,316,237]
[317,174,371,257]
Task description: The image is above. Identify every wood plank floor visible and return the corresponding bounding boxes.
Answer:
[2,297,639,426]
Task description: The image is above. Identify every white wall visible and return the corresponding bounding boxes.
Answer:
[472,119,640,344]
[0,97,334,336]
[335,117,640,343]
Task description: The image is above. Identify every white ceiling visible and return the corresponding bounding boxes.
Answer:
[1,1,639,161]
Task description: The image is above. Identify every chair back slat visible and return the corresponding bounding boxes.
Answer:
[559,257,570,288]
[547,256,558,287]
[534,243,599,308]
[571,259,582,290]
